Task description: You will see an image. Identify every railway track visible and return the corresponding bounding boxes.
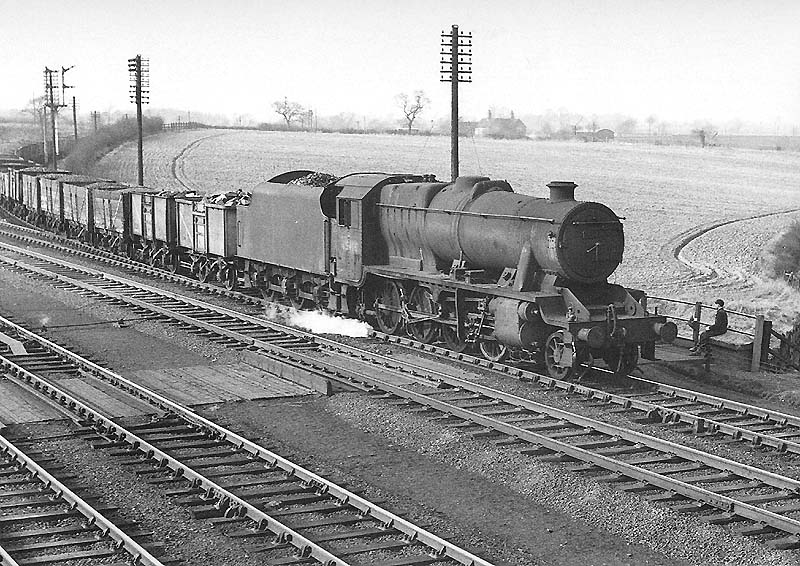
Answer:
[0,315,494,566]
[3,234,800,462]
[0,430,168,566]
[5,245,800,549]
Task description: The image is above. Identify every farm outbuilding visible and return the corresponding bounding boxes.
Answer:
[473,110,528,139]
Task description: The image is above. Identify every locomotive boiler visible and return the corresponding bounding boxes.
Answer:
[346,174,677,377]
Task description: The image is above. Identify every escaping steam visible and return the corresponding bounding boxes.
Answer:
[263,303,372,338]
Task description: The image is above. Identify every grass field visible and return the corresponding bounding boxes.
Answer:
[89,129,800,329]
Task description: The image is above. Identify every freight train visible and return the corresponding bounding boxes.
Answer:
[0,153,678,379]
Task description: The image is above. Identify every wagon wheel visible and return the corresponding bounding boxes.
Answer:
[544,330,574,380]
[440,324,468,353]
[603,344,639,376]
[198,261,213,283]
[218,264,237,291]
[149,249,162,268]
[479,339,509,363]
[164,251,179,273]
[374,280,403,335]
[407,286,437,343]
[290,281,314,310]
[189,256,202,277]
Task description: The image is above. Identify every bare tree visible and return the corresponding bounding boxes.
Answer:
[617,118,637,136]
[395,91,429,133]
[646,114,657,136]
[273,97,305,129]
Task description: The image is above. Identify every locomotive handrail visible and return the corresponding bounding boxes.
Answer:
[375,202,555,222]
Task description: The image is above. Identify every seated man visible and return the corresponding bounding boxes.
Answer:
[689,299,728,355]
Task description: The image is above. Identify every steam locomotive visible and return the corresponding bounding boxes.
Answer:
[0,153,677,378]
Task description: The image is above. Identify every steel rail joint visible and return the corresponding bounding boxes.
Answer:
[0,435,166,566]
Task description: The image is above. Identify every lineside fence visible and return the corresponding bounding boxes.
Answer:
[647,295,796,373]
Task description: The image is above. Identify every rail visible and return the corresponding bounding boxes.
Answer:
[646,294,795,372]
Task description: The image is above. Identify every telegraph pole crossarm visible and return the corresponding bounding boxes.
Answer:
[43,66,69,170]
[128,55,150,186]
[440,25,472,182]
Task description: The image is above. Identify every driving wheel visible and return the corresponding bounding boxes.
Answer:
[440,324,468,353]
[479,339,509,363]
[407,286,437,343]
[374,280,403,335]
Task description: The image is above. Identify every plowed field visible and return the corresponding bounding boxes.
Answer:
[91,129,800,328]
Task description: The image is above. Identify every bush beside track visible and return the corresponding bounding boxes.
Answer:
[63,116,164,174]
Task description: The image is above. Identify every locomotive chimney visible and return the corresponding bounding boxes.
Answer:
[547,181,577,202]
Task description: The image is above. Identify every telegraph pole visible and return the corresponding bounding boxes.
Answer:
[91,111,99,132]
[440,25,472,181]
[43,67,67,170]
[72,97,78,140]
[128,54,150,186]
[61,66,75,151]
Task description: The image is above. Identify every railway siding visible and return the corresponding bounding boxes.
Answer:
[7,247,800,551]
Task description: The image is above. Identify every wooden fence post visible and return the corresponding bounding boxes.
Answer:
[692,302,702,345]
[751,315,765,372]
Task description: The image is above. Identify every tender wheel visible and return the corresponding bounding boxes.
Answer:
[440,324,468,353]
[407,286,437,343]
[314,283,331,313]
[603,344,639,376]
[374,280,403,335]
[291,281,314,310]
[266,275,284,302]
[545,330,574,380]
[479,339,509,363]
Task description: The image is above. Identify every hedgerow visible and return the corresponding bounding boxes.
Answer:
[63,116,163,173]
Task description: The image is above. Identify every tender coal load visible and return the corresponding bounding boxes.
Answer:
[288,172,337,188]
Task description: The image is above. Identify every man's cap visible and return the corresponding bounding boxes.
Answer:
[714,299,724,307]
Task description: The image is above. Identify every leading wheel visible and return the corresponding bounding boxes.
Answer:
[407,286,437,343]
[603,344,639,376]
[479,339,509,363]
[374,280,403,335]
[544,330,574,380]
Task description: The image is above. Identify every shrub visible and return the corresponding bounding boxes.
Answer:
[768,220,800,277]
[63,116,163,173]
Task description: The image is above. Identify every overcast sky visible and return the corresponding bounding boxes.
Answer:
[2,0,798,126]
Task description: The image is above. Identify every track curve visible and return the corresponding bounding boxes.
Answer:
[660,206,800,289]
[169,130,231,191]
